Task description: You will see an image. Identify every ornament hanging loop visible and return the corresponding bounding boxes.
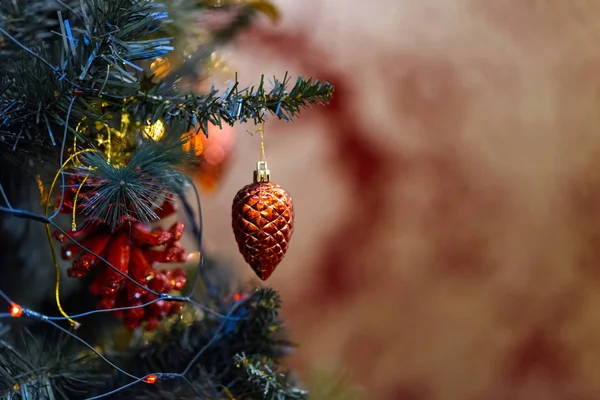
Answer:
[249,105,270,183]
[259,106,267,162]
[254,160,271,183]
[246,119,267,162]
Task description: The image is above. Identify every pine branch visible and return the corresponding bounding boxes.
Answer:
[0,0,81,62]
[0,0,333,169]
[0,0,223,159]
[0,330,109,399]
[0,0,214,63]
[0,0,174,162]
[131,73,334,136]
[234,353,307,400]
[74,140,189,230]
[104,288,298,399]
[0,283,303,400]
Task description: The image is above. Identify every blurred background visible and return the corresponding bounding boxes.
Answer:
[192,1,600,399]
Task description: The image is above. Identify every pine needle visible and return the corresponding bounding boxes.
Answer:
[75,140,187,230]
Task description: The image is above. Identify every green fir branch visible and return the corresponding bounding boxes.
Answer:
[0,330,108,399]
[131,73,334,136]
[0,0,333,168]
[99,287,299,399]
[0,0,81,61]
[0,0,174,160]
[234,353,308,400]
[75,140,188,230]
[0,285,303,399]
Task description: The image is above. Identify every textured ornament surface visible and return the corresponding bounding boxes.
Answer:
[232,182,294,280]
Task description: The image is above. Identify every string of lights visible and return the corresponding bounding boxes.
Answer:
[0,284,252,399]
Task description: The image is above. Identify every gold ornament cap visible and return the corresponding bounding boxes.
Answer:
[253,161,271,183]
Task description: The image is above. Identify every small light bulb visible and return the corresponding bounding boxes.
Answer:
[143,120,165,141]
[10,304,22,317]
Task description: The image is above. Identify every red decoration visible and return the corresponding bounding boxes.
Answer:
[144,375,158,384]
[232,165,294,280]
[53,175,187,330]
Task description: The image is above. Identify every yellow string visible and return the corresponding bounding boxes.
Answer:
[72,175,88,230]
[43,223,79,328]
[73,121,83,166]
[246,124,266,162]
[43,148,98,328]
[260,91,267,162]
[73,134,77,158]
[47,149,97,212]
[259,121,266,162]
[247,95,267,161]
[222,385,236,400]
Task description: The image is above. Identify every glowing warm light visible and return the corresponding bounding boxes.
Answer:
[181,131,204,157]
[143,119,166,141]
[149,57,172,79]
[144,374,158,384]
[10,304,22,317]
[232,292,248,302]
[181,123,237,192]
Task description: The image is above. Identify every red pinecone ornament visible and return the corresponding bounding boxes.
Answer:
[232,162,294,280]
[53,175,186,330]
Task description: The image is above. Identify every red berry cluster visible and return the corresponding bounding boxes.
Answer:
[53,176,187,330]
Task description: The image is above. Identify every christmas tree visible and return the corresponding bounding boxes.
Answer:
[0,0,333,398]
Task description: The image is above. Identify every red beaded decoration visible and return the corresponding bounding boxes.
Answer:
[53,175,186,330]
